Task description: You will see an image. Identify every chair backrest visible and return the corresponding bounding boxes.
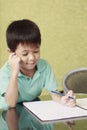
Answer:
[62,68,87,94]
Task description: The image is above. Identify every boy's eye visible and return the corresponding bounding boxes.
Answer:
[22,53,28,56]
[34,50,39,53]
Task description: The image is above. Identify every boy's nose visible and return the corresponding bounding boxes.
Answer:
[28,53,34,60]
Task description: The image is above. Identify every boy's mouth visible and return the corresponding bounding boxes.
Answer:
[27,62,36,66]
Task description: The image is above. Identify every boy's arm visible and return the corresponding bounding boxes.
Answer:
[5,53,20,108]
[5,73,18,108]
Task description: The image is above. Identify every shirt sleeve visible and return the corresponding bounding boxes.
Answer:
[0,69,9,110]
[0,95,9,110]
[0,81,9,110]
[44,63,58,92]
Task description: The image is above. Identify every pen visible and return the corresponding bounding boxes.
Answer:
[51,90,74,99]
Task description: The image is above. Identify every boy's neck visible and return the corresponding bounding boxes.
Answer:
[20,67,36,78]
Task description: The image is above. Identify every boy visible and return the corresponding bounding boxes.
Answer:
[0,19,76,109]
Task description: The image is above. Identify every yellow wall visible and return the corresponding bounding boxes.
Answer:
[0,0,87,90]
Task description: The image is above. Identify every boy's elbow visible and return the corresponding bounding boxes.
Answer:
[9,102,16,108]
[6,99,17,108]
[5,95,17,108]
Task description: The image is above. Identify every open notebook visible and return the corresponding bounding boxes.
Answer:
[23,98,87,123]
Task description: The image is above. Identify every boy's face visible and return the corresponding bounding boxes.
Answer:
[15,43,40,71]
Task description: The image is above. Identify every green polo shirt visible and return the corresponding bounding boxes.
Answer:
[0,59,58,109]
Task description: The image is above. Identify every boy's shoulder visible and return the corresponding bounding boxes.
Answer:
[38,58,48,65]
[37,59,50,72]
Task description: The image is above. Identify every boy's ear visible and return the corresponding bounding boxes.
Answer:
[7,48,12,53]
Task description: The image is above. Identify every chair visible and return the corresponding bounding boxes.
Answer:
[62,68,87,94]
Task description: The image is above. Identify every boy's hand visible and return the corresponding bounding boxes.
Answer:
[61,90,76,107]
[8,53,21,75]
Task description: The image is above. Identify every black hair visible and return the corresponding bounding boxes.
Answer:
[6,19,41,52]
